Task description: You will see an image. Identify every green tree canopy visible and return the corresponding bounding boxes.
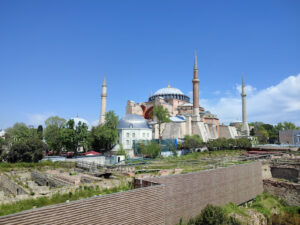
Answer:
[5,138,47,163]
[60,119,89,155]
[5,123,35,144]
[182,135,204,150]
[140,141,160,158]
[90,111,118,152]
[151,105,170,142]
[45,116,66,128]
[44,125,63,155]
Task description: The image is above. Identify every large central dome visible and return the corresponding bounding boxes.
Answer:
[154,87,184,95]
[149,85,190,102]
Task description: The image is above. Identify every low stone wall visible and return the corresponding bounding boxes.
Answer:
[0,184,165,225]
[141,161,263,225]
[263,179,300,206]
[271,166,300,183]
[0,175,28,195]
[31,171,72,187]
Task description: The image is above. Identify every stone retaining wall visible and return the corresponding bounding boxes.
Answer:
[31,171,73,187]
[0,174,28,195]
[263,179,300,206]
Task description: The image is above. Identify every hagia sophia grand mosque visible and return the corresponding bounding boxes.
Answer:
[99,52,250,150]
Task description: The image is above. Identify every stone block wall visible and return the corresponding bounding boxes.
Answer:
[271,166,300,183]
[263,179,300,206]
[31,171,72,187]
[0,175,28,195]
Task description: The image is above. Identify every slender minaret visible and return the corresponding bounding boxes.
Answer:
[192,51,200,116]
[99,76,107,125]
[241,75,250,136]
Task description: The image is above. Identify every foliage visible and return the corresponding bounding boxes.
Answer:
[186,204,241,225]
[0,181,131,216]
[206,138,251,151]
[0,161,75,172]
[60,119,89,155]
[116,144,128,159]
[4,123,34,144]
[182,135,204,150]
[151,105,170,142]
[249,121,300,144]
[90,111,118,152]
[37,125,43,140]
[44,125,63,155]
[45,116,66,128]
[141,141,161,158]
[4,138,47,163]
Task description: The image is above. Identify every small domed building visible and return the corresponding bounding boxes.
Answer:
[117,114,152,150]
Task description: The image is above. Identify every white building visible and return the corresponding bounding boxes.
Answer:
[117,114,152,150]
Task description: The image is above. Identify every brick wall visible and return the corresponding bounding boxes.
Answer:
[142,161,263,225]
[0,162,262,225]
[0,185,165,225]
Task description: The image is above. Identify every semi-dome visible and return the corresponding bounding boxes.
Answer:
[118,114,151,129]
[149,85,190,102]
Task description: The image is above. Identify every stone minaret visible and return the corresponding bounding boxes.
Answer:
[193,51,200,116]
[241,75,250,136]
[99,76,107,125]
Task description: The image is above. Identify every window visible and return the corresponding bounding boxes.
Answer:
[147,133,149,138]
[143,133,145,138]
[126,133,129,138]
[126,140,129,145]
[132,133,135,138]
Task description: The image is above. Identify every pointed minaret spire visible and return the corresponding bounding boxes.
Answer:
[103,75,106,86]
[241,74,249,136]
[192,51,200,116]
[168,82,170,88]
[99,75,107,125]
[150,89,152,97]
[194,51,198,71]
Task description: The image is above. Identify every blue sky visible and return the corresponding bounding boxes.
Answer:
[1,0,300,128]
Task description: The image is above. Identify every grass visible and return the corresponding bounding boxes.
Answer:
[223,202,249,217]
[134,150,249,174]
[0,161,75,172]
[249,192,300,217]
[0,181,132,216]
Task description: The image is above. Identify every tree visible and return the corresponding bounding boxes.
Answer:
[255,127,269,144]
[90,111,118,152]
[37,125,43,140]
[141,141,160,158]
[44,125,63,155]
[182,135,203,150]
[187,204,241,225]
[5,138,47,163]
[151,105,170,143]
[60,119,89,155]
[45,116,66,128]
[5,123,33,144]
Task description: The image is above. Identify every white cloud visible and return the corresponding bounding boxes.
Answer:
[27,112,55,127]
[201,73,300,126]
[236,84,257,95]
